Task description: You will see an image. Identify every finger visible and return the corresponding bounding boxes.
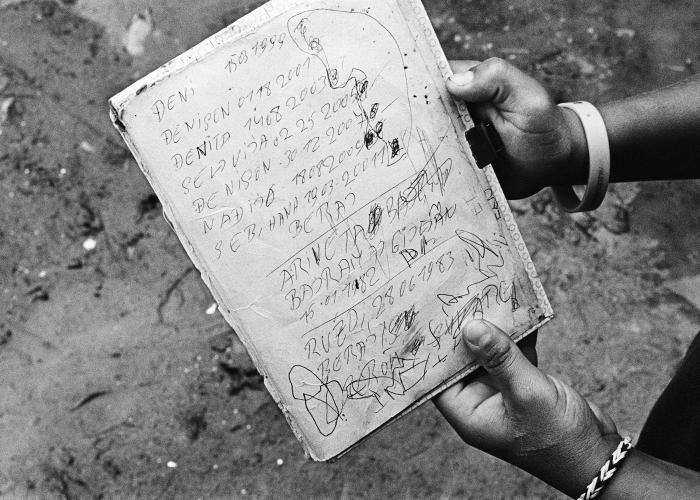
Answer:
[446,57,548,111]
[434,361,497,409]
[464,320,549,404]
[448,60,490,123]
[434,375,497,419]
[435,387,507,450]
[449,59,481,74]
[587,400,618,435]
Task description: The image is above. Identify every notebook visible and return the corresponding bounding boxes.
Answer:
[109,0,552,461]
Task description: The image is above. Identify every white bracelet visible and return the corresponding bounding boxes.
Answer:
[553,101,610,213]
[577,437,633,500]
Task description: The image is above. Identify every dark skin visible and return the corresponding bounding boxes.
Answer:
[447,58,700,198]
[434,58,700,498]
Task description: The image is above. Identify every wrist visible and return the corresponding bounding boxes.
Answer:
[571,433,628,499]
[521,432,622,498]
[597,446,700,499]
[553,106,589,187]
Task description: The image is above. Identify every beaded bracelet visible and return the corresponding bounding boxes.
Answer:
[577,437,633,500]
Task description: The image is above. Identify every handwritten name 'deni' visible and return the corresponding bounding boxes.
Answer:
[152,87,195,122]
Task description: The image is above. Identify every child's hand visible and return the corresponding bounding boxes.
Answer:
[434,320,620,496]
[448,58,587,199]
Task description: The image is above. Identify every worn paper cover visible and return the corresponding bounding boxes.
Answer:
[109,0,553,461]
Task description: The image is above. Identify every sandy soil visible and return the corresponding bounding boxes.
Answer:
[1,0,699,498]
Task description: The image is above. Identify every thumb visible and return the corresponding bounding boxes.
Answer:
[446,57,548,111]
[464,320,547,404]
[449,59,481,74]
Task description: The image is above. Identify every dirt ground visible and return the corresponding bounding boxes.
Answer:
[1,0,699,498]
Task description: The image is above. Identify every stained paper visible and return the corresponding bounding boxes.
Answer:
[110,0,552,461]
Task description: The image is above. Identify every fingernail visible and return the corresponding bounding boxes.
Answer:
[464,320,492,348]
[449,71,474,86]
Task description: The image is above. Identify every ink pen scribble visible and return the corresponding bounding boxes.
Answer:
[301,233,458,338]
[267,132,447,277]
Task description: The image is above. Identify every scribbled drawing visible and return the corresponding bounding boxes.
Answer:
[346,354,429,410]
[289,352,431,437]
[287,9,413,164]
[367,203,383,235]
[436,231,511,313]
[459,229,504,263]
[288,365,345,436]
[344,361,381,405]
[479,280,520,312]
[383,355,429,399]
[456,229,505,285]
